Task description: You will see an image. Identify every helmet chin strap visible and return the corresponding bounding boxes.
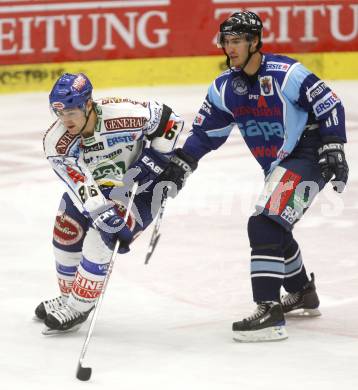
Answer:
[225,41,259,72]
[79,105,94,135]
[241,42,254,72]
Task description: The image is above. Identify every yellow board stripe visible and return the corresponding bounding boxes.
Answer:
[0,52,357,94]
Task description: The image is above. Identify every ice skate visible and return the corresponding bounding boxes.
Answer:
[281,273,321,317]
[232,301,288,342]
[42,305,92,335]
[34,296,66,321]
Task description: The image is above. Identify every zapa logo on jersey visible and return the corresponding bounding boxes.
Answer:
[266,62,291,72]
[238,120,284,141]
[104,117,147,131]
[260,76,274,96]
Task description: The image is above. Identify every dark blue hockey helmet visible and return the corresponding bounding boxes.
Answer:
[49,73,93,113]
[217,10,263,49]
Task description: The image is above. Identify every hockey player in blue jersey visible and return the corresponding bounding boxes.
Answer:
[158,10,349,342]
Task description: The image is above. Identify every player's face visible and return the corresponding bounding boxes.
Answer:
[222,34,251,68]
[56,108,87,134]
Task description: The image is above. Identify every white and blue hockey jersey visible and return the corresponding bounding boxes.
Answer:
[43,98,183,213]
[183,54,346,173]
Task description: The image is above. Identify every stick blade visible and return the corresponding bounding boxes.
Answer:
[76,363,92,381]
[145,234,161,264]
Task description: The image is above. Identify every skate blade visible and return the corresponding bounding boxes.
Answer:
[42,324,82,336]
[233,325,288,343]
[285,308,321,318]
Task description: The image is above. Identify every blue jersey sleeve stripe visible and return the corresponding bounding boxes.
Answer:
[282,63,311,103]
[221,80,234,116]
[206,124,235,138]
[208,80,233,116]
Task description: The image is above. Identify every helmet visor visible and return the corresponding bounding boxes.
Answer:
[216,31,248,48]
[51,106,85,122]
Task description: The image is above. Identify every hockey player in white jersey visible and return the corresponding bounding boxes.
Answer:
[35,73,183,333]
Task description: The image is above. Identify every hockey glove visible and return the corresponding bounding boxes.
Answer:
[158,148,198,197]
[129,148,169,187]
[318,138,349,193]
[92,205,133,253]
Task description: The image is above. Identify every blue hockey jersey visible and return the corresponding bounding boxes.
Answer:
[183,54,346,173]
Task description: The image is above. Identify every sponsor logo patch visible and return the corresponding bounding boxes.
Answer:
[52,101,65,110]
[55,131,78,154]
[194,113,205,126]
[66,166,85,184]
[84,148,122,164]
[313,92,340,116]
[57,278,73,295]
[266,62,291,72]
[265,169,302,215]
[53,213,84,246]
[72,273,104,299]
[83,142,104,153]
[200,99,212,115]
[280,205,300,225]
[92,161,125,180]
[250,145,278,158]
[73,74,86,91]
[104,117,147,131]
[101,97,147,107]
[306,81,328,102]
[106,134,137,146]
[234,105,282,117]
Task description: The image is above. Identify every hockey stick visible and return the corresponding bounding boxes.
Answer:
[144,187,168,264]
[76,183,138,382]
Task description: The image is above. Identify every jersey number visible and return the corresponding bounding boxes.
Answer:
[78,185,99,203]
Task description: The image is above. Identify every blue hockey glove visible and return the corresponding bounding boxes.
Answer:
[158,148,198,197]
[318,138,349,193]
[129,148,170,187]
[92,205,133,253]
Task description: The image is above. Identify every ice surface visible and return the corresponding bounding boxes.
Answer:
[0,82,357,389]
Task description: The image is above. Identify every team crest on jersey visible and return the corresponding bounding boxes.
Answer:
[260,76,274,96]
[232,76,248,95]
